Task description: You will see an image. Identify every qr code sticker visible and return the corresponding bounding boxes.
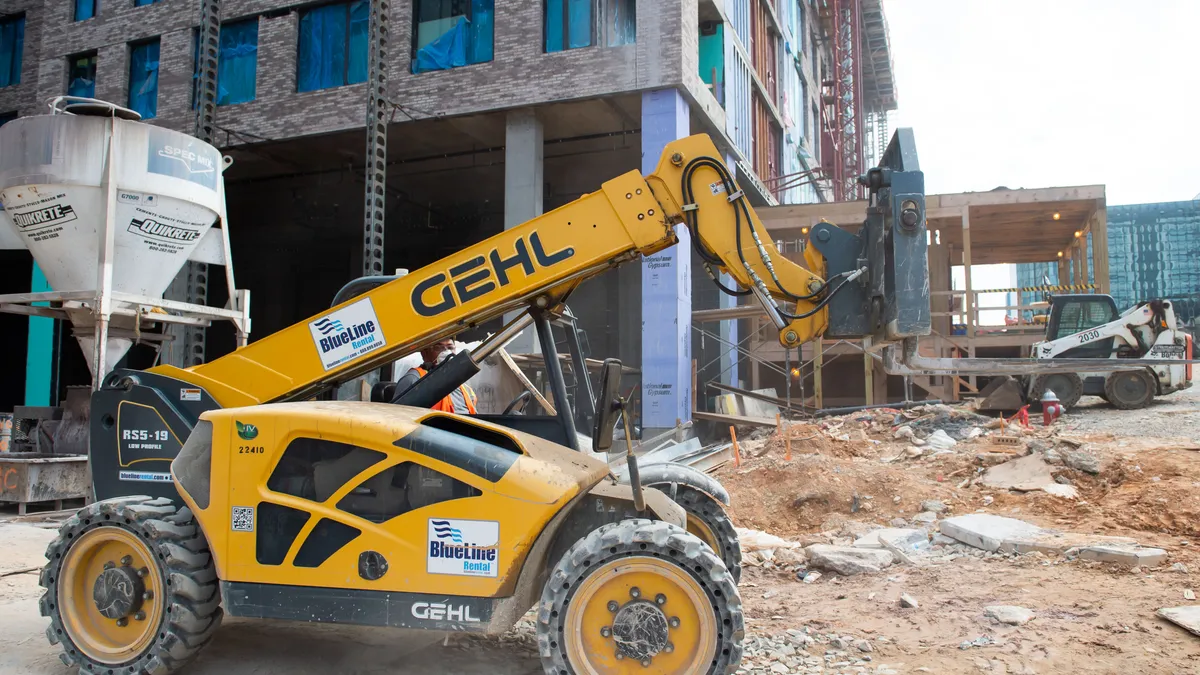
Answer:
[231,506,254,532]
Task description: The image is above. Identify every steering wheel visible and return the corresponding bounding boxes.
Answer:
[502,391,533,415]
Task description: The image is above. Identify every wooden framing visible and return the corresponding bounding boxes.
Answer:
[712,184,1111,405]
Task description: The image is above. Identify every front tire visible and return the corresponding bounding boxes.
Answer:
[536,519,743,675]
[1031,372,1083,410]
[40,496,222,675]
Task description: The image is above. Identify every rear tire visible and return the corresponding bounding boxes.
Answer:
[1031,373,1082,410]
[1104,370,1156,410]
[537,519,743,674]
[663,486,741,585]
[40,496,222,675]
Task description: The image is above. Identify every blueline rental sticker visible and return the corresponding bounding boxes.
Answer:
[308,298,387,371]
[427,518,499,578]
[119,470,172,483]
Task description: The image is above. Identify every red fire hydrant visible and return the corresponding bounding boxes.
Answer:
[1042,389,1064,426]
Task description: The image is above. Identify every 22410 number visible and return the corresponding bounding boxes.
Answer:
[1077,329,1101,343]
[238,445,265,454]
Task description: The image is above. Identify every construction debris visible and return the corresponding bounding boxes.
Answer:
[939,514,1139,555]
[1157,606,1200,638]
[985,605,1036,626]
[1078,545,1169,566]
[805,545,895,576]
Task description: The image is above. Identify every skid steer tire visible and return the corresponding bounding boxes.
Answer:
[661,485,742,585]
[1104,370,1156,410]
[40,496,222,675]
[1031,373,1082,410]
[537,518,743,675]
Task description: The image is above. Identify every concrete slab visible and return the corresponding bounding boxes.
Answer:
[1157,606,1200,638]
[1078,545,1169,566]
[806,545,895,576]
[939,514,1137,554]
[853,528,920,549]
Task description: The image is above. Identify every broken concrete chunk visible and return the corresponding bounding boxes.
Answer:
[921,499,949,514]
[913,511,939,523]
[1078,545,1168,567]
[854,528,920,549]
[985,605,1036,626]
[878,529,935,566]
[805,545,895,576]
[940,514,1137,555]
[1062,449,1101,474]
[940,514,1045,552]
[900,593,919,608]
[1157,606,1200,637]
[1184,589,1196,601]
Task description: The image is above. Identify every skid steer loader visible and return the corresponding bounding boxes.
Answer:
[978,295,1193,411]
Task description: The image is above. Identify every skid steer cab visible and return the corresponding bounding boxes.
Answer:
[39,361,745,675]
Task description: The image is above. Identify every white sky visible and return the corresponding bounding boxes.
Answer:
[882,0,1200,323]
[883,0,1200,207]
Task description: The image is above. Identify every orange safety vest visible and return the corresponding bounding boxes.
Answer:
[413,367,478,415]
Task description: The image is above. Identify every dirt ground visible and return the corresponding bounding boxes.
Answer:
[0,389,1198,674]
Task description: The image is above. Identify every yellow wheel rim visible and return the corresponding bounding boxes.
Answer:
[686,512,720,553]
[57,527,163,666]
[564,556,717,674]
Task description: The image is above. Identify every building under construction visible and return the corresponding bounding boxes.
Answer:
[0,0,899,432]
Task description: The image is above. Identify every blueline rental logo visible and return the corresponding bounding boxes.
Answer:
[317,320,377,354]
[427,519,499,577]
[313,318,345,335]
[308,299,387,371]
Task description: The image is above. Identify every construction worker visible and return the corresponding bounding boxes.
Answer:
[390,338,478,414]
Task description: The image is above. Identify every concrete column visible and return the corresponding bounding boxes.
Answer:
[503,108,544,354]
[640,89,691,435]
[718,153,739,387]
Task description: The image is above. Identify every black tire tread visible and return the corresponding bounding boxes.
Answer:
[1104,370,1156,410]
[39,496,223,675]
[536,518,744,675]
[661,485,742,585]
[1031,372,1083,410]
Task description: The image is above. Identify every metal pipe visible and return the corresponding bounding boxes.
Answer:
[814,399,942,418]
[471,312,535,363]
[534,313,579,451]
[622,410,645,513]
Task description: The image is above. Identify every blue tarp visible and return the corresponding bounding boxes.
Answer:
[134,0,157,6]
[128,40,159,119]
[67,55,95,98]
[298,1,367,92]
[0,15,24,87]
[413,16,467,73]
[217,19,258,105]
[545,0,591,52]
[74,0,95,20]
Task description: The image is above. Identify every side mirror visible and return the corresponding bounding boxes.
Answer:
[591,359,624,452]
